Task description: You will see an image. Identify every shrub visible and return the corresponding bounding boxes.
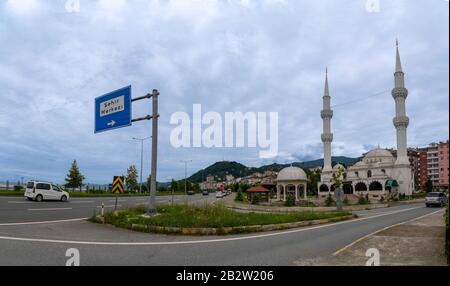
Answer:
[285,195,296,207]
[235,190,244,202]
[14,185,24,192]
[358,195,370,205]
[325,194,335,207]
[343,196,350,206]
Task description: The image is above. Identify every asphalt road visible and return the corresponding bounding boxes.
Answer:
[0,199,441,266]
[0,194,216,224]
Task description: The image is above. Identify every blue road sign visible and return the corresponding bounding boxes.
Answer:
[95,86,132,134]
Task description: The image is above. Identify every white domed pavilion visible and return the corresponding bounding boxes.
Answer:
[276,166,308,202]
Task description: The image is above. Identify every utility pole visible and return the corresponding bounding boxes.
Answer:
[180,160,192,196]
[132,136,151,194]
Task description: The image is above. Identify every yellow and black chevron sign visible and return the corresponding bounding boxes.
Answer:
[112,176,125,194]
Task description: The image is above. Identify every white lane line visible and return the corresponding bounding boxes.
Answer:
[8,201,34,204]
[332,208,444,256]
[27,208,73,211]
[0,206,426,246]
[0,218,88,227]
[71,201,95,204]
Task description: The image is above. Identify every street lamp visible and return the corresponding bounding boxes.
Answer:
[132,136,152,194]
[180,160,192,196]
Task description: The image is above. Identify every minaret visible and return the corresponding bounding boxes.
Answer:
[392,40,410,166]
[321,68,333,173]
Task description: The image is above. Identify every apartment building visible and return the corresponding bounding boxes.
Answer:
[418,141,449,191]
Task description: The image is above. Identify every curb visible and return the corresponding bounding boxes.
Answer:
[222,204,388,214]
[124,215,356,236]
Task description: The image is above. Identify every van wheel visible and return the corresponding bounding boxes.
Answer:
[35,195,43,202]
[61,195,67,202]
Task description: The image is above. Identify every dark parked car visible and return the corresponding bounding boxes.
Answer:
[202,190,209,196]
[187,190,195,196]
[426,192,448,207]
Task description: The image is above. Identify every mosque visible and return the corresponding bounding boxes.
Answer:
[276,41,414,202]
[317,41,414,199]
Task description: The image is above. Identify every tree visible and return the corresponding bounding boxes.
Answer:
[331,166,345,188]
[235,189,244,202]
[193,182,201,193]
[125,165,139,192]
[426,178,433,193]
[65,160,85,190]
[169,179,179,193]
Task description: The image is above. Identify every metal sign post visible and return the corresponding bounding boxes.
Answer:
[148,90,159,214]
[95,86,159,215]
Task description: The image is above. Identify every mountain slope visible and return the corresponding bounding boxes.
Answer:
[188,156,360,183]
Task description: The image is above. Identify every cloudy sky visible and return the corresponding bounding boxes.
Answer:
[0,0,448,184]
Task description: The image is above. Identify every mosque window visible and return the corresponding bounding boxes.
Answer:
[367,170,372,178]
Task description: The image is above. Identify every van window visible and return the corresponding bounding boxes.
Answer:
[26,182,34,189]
[36,183,51,190]
[52,185,61,192]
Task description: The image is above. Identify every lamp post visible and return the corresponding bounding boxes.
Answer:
[180,160,192,196]
[132,136,152,194]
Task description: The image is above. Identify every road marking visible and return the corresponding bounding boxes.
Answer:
[8,201,33,204]
[0,205,427,246]
[71,201,95,204]
[27,208,73,211]
[0,218,88,226]
[332,208,444,256]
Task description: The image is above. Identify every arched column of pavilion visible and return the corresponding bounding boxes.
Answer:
[277,182,308,201]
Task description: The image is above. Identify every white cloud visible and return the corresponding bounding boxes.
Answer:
[0,0,448,183]
[6,0,38,14]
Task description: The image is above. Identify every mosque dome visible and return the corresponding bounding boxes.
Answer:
[277,167,307,182]
[364,148,394,159]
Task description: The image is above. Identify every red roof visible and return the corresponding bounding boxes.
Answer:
[246,186,271,193]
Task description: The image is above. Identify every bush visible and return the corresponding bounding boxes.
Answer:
[235,190,244,202]
[358,195,370,205]
[325,193,335,207]
[14,185,24,192]
[285,195,296,207]
[251,194,261,205]
[343,196,350,206]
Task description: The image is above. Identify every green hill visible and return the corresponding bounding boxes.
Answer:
[188,156,360,183]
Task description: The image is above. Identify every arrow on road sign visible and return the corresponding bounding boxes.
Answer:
[107,120,116,127]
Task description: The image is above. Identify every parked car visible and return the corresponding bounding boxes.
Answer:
[202,190,209,196]
[187,190,195,196]
[216,191,225,198]
[24,181,70,202]
[226,189,232,196]
[425,192,448,207]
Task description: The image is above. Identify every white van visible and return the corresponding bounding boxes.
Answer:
[24,181,70,202]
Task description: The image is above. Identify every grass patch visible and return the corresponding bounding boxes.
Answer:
[90,203,353,234]
[0,191,25,196]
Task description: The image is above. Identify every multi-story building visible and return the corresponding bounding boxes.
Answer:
[438,141,449,189]
[418,141,449,191]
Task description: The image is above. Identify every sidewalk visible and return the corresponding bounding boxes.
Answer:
[295,209,448,266]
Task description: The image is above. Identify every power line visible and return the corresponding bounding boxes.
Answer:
[331,90,390,109]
